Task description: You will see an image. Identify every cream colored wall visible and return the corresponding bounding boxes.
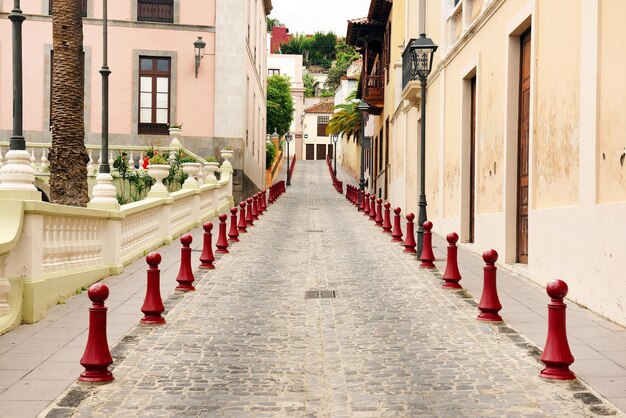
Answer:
[533,0,580,208]
[597,0,626,203]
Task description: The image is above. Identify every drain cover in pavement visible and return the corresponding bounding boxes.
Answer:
[305,230,324,233]
[305,290,336,299]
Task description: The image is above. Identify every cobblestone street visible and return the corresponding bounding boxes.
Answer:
[43,161,619,417]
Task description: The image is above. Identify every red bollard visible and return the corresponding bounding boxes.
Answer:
[539,279,576,380]
[175,234,195,291]
[216,213,229,254]
[246,198,254,225]
[261,191,267,212]
[369,195,377,221]
[199,222,215,269]
[403,213,417,253]
[79,283,114,383]
[252,195,260,220]
[228,207,240,242]
[375,199,383,226]
[141,252,166,324]
[382,202,392,233]
[391,207,403,242]
[477,249,502,321]
[256,192,264,215]
[442,232,462,288]
[238,202,248,233]
[419,221,436,268]
[363,193,370,215]
[359,191,366,211]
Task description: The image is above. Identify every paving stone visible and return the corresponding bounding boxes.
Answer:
[41,161,622,417]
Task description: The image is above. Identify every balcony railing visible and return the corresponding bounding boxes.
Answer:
[363,74,384,108]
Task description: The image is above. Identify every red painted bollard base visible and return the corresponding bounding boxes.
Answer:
[539,279,576,380]
[141,252,166,324]
[79,283,114,383]
[175,234,195,291]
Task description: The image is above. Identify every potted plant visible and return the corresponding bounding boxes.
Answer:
[147,154,170,197]
[220,146,234,163]
[180,155,202,189]
[204,155,219,184]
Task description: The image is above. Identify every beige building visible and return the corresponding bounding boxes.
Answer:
[350,0,626,327]
[302,101,334,161]
[0,0,271,202]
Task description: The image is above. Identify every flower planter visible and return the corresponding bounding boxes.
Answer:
[204,161,220,184]
[181,162,202,189]
[147,164,171,198]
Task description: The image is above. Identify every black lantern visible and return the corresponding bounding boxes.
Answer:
[408,33,438,81]
[357,100,370,206]
[285,132,293,186]
[194,36,206,78]
[331,133,339,176]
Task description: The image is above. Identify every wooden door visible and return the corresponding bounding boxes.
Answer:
[306,144,315,160]
[469,77,477,243]
[316,144,327,160]
[517,30,531,263]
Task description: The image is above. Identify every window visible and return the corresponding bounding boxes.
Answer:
[137,0,173,23]
[138,56,171,135]
[49,0,87,17]
[317,116,329,137]
[268,69,280,76]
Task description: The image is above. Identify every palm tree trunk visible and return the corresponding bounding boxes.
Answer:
[49,0,89,206]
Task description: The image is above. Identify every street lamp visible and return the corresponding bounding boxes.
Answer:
[406,33,438,258]
[357,100,370,208]
[331,133,339,176]
[194,36,206,78]
[0,0,38,197]
[285,132,293,186]
[100,0,110,176]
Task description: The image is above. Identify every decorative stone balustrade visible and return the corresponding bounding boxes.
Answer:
[0,152,234,334]
[446,0,494,50]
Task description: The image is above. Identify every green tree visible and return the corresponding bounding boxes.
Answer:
[279,32,337,68]
[266,75,294,136]
[49,0,89,206]
[303,73,316,98]
[325,40,360,93]
[266,17,279,32]
[327,91,361,141]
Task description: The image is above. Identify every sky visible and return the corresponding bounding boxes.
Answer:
[269,0,371,37]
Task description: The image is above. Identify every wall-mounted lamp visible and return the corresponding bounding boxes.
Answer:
[194,36,206,78]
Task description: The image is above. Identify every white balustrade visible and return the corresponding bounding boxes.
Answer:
[42,216,104,273]
[0,255,9,316]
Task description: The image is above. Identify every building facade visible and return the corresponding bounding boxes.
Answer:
[350,0,626,327]
[302,101,334,161]
[0,0,270,203]
[267,53,304,157]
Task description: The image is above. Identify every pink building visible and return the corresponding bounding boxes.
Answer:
[0,0,271,201]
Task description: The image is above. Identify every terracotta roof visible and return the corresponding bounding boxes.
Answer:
[304,101,335,114]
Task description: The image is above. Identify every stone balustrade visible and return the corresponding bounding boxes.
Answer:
[0,149,234,334]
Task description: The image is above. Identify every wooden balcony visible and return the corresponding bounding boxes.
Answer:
[363,74,384,114]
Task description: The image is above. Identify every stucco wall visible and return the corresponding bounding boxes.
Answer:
[597,0,626,204]
[533,0,580,208]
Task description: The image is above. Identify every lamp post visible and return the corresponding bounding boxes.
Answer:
[285,132,293,186]
[331,133,339,176]
[194,36,206,78]
[0,0,37,196]
[88,0,119,208]
[406,33,438,258]
[100,0,110,176]
[357,100,370,208]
